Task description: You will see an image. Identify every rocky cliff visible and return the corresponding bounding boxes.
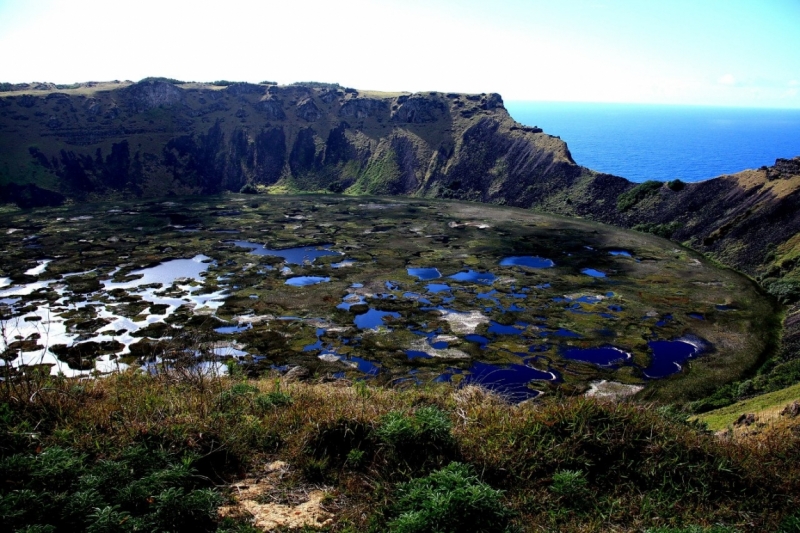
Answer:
[1,79,799,289]
[0,79,578,205]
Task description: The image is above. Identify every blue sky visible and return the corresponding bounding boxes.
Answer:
[0,0,798,108]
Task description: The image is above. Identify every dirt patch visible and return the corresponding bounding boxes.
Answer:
[218,461,334,531]
[585,380,643,400]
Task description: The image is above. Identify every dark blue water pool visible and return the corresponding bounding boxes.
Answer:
[465,334,490,346]
[500,256,555,268]
[643,340,701,378]
[449,270,497,284]
[581,268,606,278]
[354,309,401,329]
[346,355,380,375]
[407,267,441,280]
[609,250,632,257]
[425,283,452,293]
[461,361,554,401]
[655,314,673,327]
[488,321,526,335]
[562,346,631,366]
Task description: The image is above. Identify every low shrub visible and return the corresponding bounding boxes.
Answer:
[764,279,800,304]
[386,462,514,533]
[617,180,663,211]
[666,179,686,191]
[376,406,454,452]
[0,444,221,532]
[633,221,683,239]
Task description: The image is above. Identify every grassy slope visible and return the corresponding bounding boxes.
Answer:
[696,381,800,431]
[2,370,800,532]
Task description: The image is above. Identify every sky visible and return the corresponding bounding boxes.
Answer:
[0,0,798,108]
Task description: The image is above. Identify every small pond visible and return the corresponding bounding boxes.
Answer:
[643,340,702,378]
[407,267,442,280]
[285,276,330,286]
[499,256,555,268]
[448,270,497,284]
[459,361,556,401]
[561,346,631,366]
[581,268,606,278]
[354,309,401,329]
[232,241,341,264]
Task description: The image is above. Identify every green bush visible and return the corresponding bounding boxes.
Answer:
[255,390,292,411]
[346,448,366,469]
[764,279,800,304]
[377,411,417,448]
[0,444,222,532]
[289,81,343,89]
[666,179,686,191]
[386,462,513,533]
[376,406,454,451]
[617,180,663,211]
[138,77,185,85]
[632,221,683,239]
[85,505,133,533]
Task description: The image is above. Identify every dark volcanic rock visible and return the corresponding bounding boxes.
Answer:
[225,82,266,96]
[123,80,185,113]
[339,98,389,119]
[256,98,287,120]
[391,94,448,123]
[296,98,322,122]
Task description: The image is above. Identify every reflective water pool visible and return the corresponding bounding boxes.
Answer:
[407,267,442,280]
[500,256,555,268]
[232,241,341,264]
[354,309,401,329]
[285,276,331,286]
[644,340,702,378]
[562,346,631,366]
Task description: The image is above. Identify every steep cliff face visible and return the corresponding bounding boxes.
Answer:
[0,80,578,206]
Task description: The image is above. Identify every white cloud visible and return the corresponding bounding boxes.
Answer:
[718,74,737,85]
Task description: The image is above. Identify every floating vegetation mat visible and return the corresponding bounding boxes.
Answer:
[0,194,777,401]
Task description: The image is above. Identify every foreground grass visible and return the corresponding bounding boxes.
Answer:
[2,369,800,532]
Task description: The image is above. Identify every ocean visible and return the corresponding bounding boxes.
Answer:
[505,102,800,183]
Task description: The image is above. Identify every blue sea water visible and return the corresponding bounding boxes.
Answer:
[506,102,800,183]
